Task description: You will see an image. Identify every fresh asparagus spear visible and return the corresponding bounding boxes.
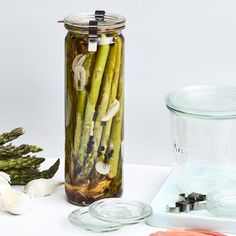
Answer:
[7,159,60,185]
[0,157,45,171]
[0,144,43,158]
[73,52,95,160]
[78,36,110,167]
[97,36,122,163]
[0,128,24,145]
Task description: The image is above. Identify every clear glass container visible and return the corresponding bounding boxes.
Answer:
[63,11,125,205]
[68,198,152,232]
[166,86,236,194]
[207,189,236,218]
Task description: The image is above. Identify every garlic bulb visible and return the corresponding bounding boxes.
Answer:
[0,188,34,215]
[0,171,11,183]
[0,180,11,197]
[24,178,63,197]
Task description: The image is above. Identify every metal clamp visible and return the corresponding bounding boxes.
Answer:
[95,10,105,21]
[88,20,98,52]
[88,10,106,52]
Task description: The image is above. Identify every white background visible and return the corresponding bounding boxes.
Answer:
[0,0,236,166]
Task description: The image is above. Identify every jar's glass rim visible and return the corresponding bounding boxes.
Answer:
[165,85,236,119]
[64,12,126,31]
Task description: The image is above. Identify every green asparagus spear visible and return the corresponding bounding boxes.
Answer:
[0,144,43,158]
[108,51,124,178]
[97,36,122,163]
[0,128,24,145]
[65,33,79,176]
[0,157,45,171]
[78,39,119,179]
[73,52,95,160]
[78,36,110,167]
[7,159,60,185]
[92,39,118,158]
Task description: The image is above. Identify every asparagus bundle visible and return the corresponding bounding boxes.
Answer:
[66,34,124,185]
[0,127,60,185]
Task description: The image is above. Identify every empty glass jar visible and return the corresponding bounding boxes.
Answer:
[166,86,236,194]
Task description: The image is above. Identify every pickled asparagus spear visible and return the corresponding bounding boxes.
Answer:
[108,57,124,178]
[78,36,110,166]
[0,128,24,145]
[65,34,79,174]
[97,36,122,163]
[89,39,118,162]
[73,53,95,160]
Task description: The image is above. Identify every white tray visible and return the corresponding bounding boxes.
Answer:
[146,169,236,234]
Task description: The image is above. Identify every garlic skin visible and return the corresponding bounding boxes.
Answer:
[0,189,34,215]
[24,178,63,197]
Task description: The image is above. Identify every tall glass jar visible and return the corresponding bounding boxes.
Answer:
[64,11,125,205]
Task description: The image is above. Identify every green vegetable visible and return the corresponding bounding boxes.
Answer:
[6,159,60,185]
[0,128,24,145]
[78,36,110,167]
[0,144,43,158]
[0,157,45,171]
[0,127,60,184]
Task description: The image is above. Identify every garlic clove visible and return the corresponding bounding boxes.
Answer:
[0,180,11,198]
[101,99,120,122]
[0,171,11,183]
[1,189,34,215]
[98,36,114,45]
[95,162,111,175]
[24,178,63,197]
[72,54,86,72]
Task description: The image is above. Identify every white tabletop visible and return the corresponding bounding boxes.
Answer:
[0,160,234,236]
[0,159,171,236]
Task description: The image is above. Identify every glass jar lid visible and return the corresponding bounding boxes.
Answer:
[89,198,153,224]
[64,12,126,32]
[166,86,236,119]
[207,189,236,218]
[68,198,152,232]
[68,208,122,232]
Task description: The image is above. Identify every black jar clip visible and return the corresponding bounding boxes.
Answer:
[88,10,105,52]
